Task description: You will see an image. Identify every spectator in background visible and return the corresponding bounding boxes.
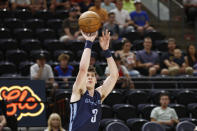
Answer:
[136,37,160,76]
[161,38,176,75]
[130,0,154,34]
[115,38,140,76]
[111,0,133,34]
[103,12,119,41]
[183,0,197,23]
[101,0,116,12]
[60,8,84,42]
[105,55,134,89]
[11,0,31,10]
[89,0,108,24]
[0,0,9,9]
[30,53,55,85]
[50,0,71,12]
[45,113,65,131]
[90,55,104,76]
[73,4,81,17]
[151,93,179,131]
[54,53,74,77]
[185,44,197,75]
[123,0,135,13]
[79,0,93,13]
[0,107,6,131]
[30,0,47,13]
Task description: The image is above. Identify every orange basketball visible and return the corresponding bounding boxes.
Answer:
[78,11,101,33]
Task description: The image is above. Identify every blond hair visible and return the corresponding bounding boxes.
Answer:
[58,53,70,62]
[47,113,64,131]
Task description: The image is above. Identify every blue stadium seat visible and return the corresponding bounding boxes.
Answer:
[30,50,50,61]
[122,32,141,43]
[100,119,124,131]
[176,121,195,131]
[13,28,34,40]
[13,9,32,20]
[104,121,130,131]
[103,90,125,106]
[34,10,53,20]
[127,90,149,107]
[3,18,24,30]
[54,10,69,19]
[169,104,189,118]
[101,104,113,119]
[176,90,196,105]
[150,90,170,105]
[0,28,11,39]
[19,61,34,76]
[6,49,27,65]
[0,39,18,51]
[36,28,56,40]
[138,104,157,120]
[0,51,3,61]
[187,103,197,119]
[47,19,62,30]
[0,61,17,75]
[142,122,165,131]
[113,104,137,121]
[0,9,13,20]
[126,118,148,131]
[21,39,41,52]
[25,18,45,30]
[43,39,65,53]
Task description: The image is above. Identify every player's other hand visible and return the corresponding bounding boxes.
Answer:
[99,29,111,50]
[81,30,97,42]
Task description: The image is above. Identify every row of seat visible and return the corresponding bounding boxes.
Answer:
[0,9,69,20]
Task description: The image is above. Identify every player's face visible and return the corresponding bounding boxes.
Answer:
[86,72,97,89]
[160,96,170,107]
[51,117,60,128]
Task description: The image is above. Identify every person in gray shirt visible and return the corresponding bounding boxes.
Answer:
[151,93,179,131]
[136,37,160,76]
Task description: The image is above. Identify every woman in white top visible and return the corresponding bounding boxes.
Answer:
[45,113,66,131]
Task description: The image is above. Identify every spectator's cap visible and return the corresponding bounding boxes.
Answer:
[134,0,141,4]
[69,8,77,12]
[36,53,46,60]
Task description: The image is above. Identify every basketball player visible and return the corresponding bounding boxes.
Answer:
[69,30,119,131]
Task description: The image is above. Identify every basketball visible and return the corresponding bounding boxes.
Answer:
[78,11,101,33]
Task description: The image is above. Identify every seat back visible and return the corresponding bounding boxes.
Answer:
[142,122,165,131]
[105,122,130,131]
[176,121,195,131]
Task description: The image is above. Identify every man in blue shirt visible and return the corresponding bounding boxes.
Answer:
[136,37,160,76]
[130,0,154,33]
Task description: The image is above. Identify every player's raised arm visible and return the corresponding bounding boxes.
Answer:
[96,30,119,102]
[70,31,97,103]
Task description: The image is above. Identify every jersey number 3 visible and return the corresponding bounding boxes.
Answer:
[91,109,98,123]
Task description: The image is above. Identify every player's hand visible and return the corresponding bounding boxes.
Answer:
[99,29,111,50]
[81,30,97,42]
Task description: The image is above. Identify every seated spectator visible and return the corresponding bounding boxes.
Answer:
[30,0,47,13]
[0,107,6,131]
[161,38,176,75]
[45,113,65,131]
[136,37,160,76]
[11,0,31,10]
[130,0,154,34]
[0,0,9,9]
[183,0,197,23]
[115,38,140,76]
[90,55,104,76]
[89,0,108,24]
[105,55,134,89]
[79,0,93,13]
[101,0,116,13]
[151,93,179,131]
[123,0,135,13]
[60,8,84,42]
[185,44,197,75]
[73,4,81,17]
[30,53,55,85]
[103,12,119,41]
[111,0,133,34]
[50,0,71,12]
